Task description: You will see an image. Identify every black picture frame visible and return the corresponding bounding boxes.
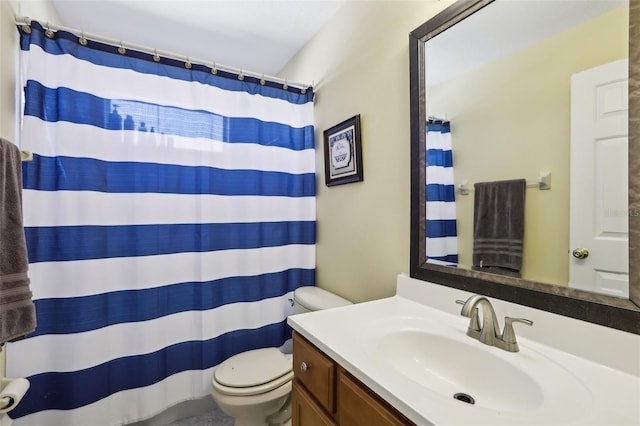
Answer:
[323,114,363,186]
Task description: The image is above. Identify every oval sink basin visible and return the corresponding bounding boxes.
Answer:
[374,327,593,418]
[378,330,544,412]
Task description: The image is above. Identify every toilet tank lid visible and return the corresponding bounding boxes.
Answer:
[214,348,291,388]
[294,286,352,311]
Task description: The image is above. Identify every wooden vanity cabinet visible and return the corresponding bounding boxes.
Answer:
[292,380,337,426]
[337,369,409,426]
[292,332,415,426]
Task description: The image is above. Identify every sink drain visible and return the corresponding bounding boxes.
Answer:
[453,393,475,405]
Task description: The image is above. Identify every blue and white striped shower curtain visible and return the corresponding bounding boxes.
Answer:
[7,22,315,425]
[425,120,458,265]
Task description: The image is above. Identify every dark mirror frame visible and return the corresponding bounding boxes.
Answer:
[409,0,640,334]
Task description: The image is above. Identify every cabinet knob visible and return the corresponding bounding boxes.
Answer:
[300,361,309,373]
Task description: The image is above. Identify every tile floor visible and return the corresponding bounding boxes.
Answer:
[126,397,233,426]
[164,406,233,426]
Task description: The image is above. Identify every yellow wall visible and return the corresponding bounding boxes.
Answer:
[0,0,441,377]
[1,0,627,364]
[279,1,451,303]
[0,0,61,381]
[428,7,628,285]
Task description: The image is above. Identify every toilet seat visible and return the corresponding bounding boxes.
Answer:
[213,348,293,397]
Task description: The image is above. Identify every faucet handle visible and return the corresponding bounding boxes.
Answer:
[468,308,481,332]
[501,317,533,351]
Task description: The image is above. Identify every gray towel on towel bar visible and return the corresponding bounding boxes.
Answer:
[0,137,36,343]
[472,179,526,277]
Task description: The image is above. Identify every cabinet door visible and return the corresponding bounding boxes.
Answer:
[337,369,412,426]
[292,380,338,426]
[293,332,337,413]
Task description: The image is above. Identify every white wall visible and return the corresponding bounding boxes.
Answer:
[279,1,449,303]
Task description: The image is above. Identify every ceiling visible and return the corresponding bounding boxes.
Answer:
[50,0,347,78]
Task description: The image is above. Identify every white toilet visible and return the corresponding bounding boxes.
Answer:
[211,286,352,426]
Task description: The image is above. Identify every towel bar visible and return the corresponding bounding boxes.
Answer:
[457,171,551,196]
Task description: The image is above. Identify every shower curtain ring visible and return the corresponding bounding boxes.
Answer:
[211,61,217,75]
[260,74,266,86]
[21,18,32,34]
[45,23,54,38]
[153,49,161,62]
[185,57,192,69]
[118,42,126,55]
[238,70,244,81]
[79,32,88,46]
[283,79,288,90]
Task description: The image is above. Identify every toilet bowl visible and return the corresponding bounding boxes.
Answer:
[211,286,352,426]
[211,348,294,426]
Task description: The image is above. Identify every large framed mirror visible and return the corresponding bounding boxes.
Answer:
[410,0,639,334]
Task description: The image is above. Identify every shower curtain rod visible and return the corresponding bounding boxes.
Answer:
[14,15,312,91]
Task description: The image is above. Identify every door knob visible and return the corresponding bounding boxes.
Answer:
[572,248,589,259]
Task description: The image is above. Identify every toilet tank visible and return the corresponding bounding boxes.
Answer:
[293,286,352,314]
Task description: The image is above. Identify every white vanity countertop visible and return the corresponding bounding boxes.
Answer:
[287,276,640,426]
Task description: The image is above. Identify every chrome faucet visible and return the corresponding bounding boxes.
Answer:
[457,295,533,352]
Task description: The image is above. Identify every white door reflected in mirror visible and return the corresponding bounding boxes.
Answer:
[569,59,629,298]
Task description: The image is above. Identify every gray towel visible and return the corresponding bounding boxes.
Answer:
[0,137,36,343]
[472,179,526,277]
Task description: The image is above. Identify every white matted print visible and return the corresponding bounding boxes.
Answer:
[323,114,363,186]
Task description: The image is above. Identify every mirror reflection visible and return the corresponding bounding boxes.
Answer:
[423,0,629,297]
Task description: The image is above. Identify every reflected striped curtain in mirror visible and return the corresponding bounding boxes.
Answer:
[425,119,458,265]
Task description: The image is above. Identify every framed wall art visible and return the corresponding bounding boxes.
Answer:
[323,114,363,186]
